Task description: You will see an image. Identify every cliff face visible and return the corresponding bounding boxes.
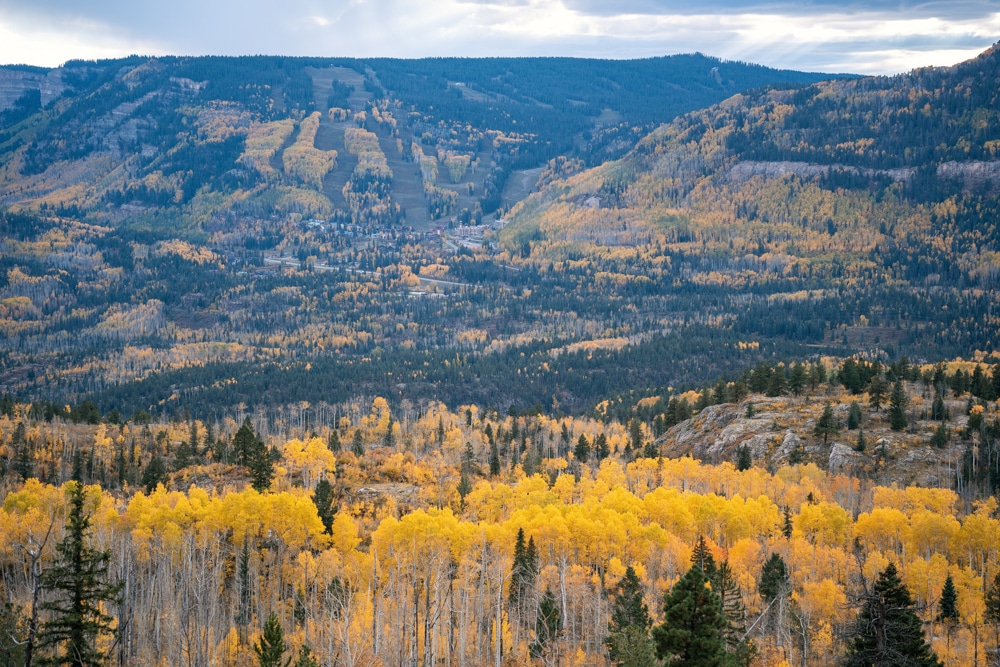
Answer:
[0,68,65,110]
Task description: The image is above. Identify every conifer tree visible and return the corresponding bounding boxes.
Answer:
[254,612,290,667]
[889,380,909,431]
[351,429,364,457]
[574,434,590,463]
[606,566,655,667]
[313,479,336,533]
[938,574,959,645]
[868,375,889,412]
[690,535,717,581]
[814,404,839,445]
[736,445,752,471]
[489,440,501,476]
[37,472,122,667]
[847,401,862,430]
[653,565,727,667]
[844,563,941,667]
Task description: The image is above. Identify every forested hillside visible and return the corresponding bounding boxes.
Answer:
[2,357,999,667]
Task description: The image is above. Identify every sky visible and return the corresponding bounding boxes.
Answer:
[0,0,997,75]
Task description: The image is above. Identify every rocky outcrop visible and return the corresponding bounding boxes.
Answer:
[0,67,66,110]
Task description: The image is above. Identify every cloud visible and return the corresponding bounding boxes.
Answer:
[0,0,996,74]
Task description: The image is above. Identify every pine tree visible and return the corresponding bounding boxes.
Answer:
[931,391,947,421]
[716,560,755,667]
[457,472,472,508]
[759,553,789,602]
[292,646,319,667]
[489,440,501,476]
[690,535,717,581]
[313,479,336,533]
[37,476,122,667]
[789,363,807,396]
[844,563,941,667]
[606,566,655,667]
[653,565,728,667]
[233,417,258,466]
[930,423,949,448]
[328,430,341,453]
[782,507,793,540]
[595,433,610,460]
[254,612,290,667]
[889,380,909,431]
[937,574,959,627]
[736,445,753,471]
[868,375,889,412]
[351,429,364,457]
[140,455,167,493]
[814,403,839,445]
[847,401,862,430]
[856,428,867,453]
[766,370,787,397]
[574,434,590,463]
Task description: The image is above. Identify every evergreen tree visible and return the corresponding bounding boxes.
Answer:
[574,434,590,463]
[530,587,562,663]
[759,553,790,602]
[37,477,122,667]
[188,419,200,462]
[489,440,501,476]
[313,479,336,533]
[931,392,947,421]
[889,380,909,431]
[937,574,959,628]
[930,423,949,449]
[814,404,839,445]
[140,455,167,493]
[789,363,807,396]
[629,419,643,453]
[233,417,258,466]
[782,507,793,540]
[352,429,364,457]
[254,612,290,667]
[736,445,753,471]
[844,563,941,667]
[457,472,472,508]
[716,560,754,666]
[248,442,274,493]
[856,428,867,453]
[765,369,787,397]
[606,566,655,667]
[847,401,862,430]
[868,375,889,412]
[595,433,610,460]
[690,535,717,581]
[653,565,728,667]
[328,430,341,453]
[509,529,539,633]
[292,646,319,667]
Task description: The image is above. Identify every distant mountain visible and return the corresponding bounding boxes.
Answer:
[499,43,1000,360]
[0,54,838,231]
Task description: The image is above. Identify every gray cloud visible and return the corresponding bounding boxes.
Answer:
[0,0,996,74]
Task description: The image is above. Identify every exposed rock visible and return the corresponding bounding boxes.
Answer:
[828,441,861,473]
[0,67,66,111]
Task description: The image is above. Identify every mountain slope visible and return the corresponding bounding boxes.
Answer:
[499,43,1000,360]
[0,55,838,231]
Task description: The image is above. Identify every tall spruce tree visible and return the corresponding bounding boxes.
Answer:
[653,565,728,667]
[254,612,290,667]
[844,563,941,667]
[606,566,655,667]
[37,474,122,667]
[690,535,717,581]
[814,404,839,445]
[889,380,909,431]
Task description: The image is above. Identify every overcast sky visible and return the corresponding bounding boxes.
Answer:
[0,0,997,75]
